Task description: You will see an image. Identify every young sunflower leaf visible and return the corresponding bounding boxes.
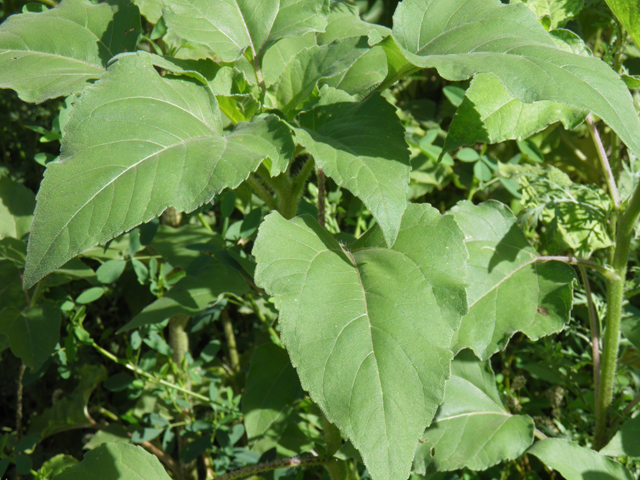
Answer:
[294,93,410,247]
[23,52,294,288]
[449,201,575,359]
[253,204,468,480]
[0,0,141,103]
[391,0,640,162]
[413,350,534,473]
[162,0,330,63]
[605,0,640,50]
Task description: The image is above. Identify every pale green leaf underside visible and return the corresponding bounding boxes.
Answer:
[0,176,35,240]
[295,93,410,247]
[0,0,140,103]
[392,0,640,162]
[243,343,303,439]
[413,350,534,473]
[253,204,468,480]
[605,0,640,50]
[444,73,586,152]
[162,0,329,63]
[0,301,61,372]
[528,438,634,480]
[449,201,575,359]
[24,52,294,288]
[118,259,249,332]
[55,443,172,480]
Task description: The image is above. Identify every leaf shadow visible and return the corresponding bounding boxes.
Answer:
[98,0,140,66]
[486,221,529,273]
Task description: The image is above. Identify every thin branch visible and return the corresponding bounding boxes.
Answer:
[579,266,600,410]
[215,456,327,480]
[587,115,620,209]
[221,309,240,374]
[141,440,180,477]
[16,363,26,442]
[537,256,620,282]
[533,429,547,440]
[317,168,326,229]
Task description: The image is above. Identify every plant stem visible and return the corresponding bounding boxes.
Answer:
[291,156,315,203]
[169,315,190,369]
[594,181,640,448]
[16,362,25,442]
[579,266,600,410]
[222,309,240,374]
[247,174,277,210]
[536,256,619,282]
[317,168,326,229]
[28,280,44,309]
[215,456,327,480]
[587,115,619,209]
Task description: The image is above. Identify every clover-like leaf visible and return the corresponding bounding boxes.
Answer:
[295,93,410,246]
[163,0,330,63]
[0,0,141,103]
[413,350,534,473]
[253,204,468,480]
[392,0,640,161]
[23,52,294,288]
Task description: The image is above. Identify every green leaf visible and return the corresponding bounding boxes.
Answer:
[24,52,294,288]
[118,257,249,332]
[621,305,640,350]
[444,73,586,152]
[501,163,614,256]
[133,0,162,23]
[163,0,330,63]
[317,2,390,45]
[449,201,575,359]
[55,443,171,480]
[265,36,384,114]
[151,224,221,269]
[28,364,107,439]
[243,343,304,440]
[391,0,640,163]
[0,176,35,240]
[515,0,584,30]
[36,454,78,478]
[0,260,27,311]
[96,259,127,284]
[528,438,634,480]
[0,301,61,371]
[295,93,410,246]
[604,0,640,50]
[0,0,141,103]
[601,415,640,457]
[413,350,534,473]
[253,204,468,480]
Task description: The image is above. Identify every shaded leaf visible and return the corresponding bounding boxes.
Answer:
[55,443,171,480]
[24,52,294,288]
[0,176,35,240]
[604,0,640,50]
[444,73,586,152]
[516,0,584,30]
[0,0,141,103]
[601,415,640,457]
[528,438,634,480]
[243,343,303,439]
[253,204,468,480]
[391,0,640,162]
[163,0,330,63]
[449,201,575,359]
[413,350,534,473]
[295,93,410,246]
[0,301,61,371]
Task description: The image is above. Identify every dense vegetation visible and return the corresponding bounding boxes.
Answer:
[1,0,640,479]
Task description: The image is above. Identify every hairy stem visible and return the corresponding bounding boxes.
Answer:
[579,266,600,410]
[587,115,619,209]
[247,174,277,210]
[222,309,240,374]
[595,181,640,448]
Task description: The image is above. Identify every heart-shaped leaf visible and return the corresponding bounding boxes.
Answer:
[253,204,468,480]
[23,52,294,288]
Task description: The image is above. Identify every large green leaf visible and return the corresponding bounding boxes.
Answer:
[0,0,140,103]
[0,301,61,371]
[243,343,303,440]
[604,0,640,50]
[600,415,640,457]
[23,52,294,288]
[162,0,330,63]
[55,443,171,480]
[391,0,640,162]
[265,36,385,114]
[449,201,575,359]
[413,350,534,473]
[0,176,35,240]
[528,438,634,480]
[444,73,586,153]
[118,257,249,332]
[294,93,410,247]
[253,204,468,480]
